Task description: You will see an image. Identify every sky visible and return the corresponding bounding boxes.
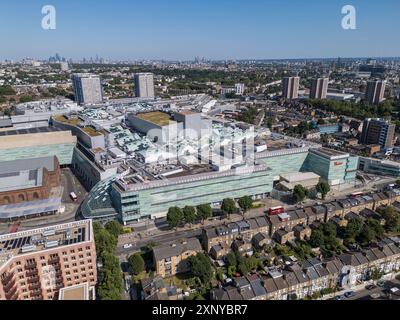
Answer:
[0,0,399,61]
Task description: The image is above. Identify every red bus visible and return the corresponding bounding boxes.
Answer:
[268,206,285,216]
[350,192,363,198]
[70,192,78,202]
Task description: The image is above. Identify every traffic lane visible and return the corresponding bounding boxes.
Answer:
[117,228,202,256]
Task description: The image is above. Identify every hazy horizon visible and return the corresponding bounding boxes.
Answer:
[1,0,399,61]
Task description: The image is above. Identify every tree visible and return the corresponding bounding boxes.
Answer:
[238,256,259,276]
[225,252,237,268]
[344,217,363,241]
[310,229,324,248]
[189,253,213,284]
[357,225,376,245]
[196,204,213,222]
[292,185,308,203]
[97,252,124,300]
[238,196,253,213]
[128,253,145,275]
[94,225,118,256]
[183,206,196,225]
[104,220,123,238]
[221,198,237,216]
[380,206,400,233]
[316,181,331,200]
[167,207,183,229]
[366,218,384,239]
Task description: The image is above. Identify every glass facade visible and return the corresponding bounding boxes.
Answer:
[0,143,75,165]
[114,152,310,222]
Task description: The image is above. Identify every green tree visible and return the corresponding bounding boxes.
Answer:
[357,225,376,245]
[104,220,123,238]
[380,206,400,232]
[97,252,124,300]
[196,204,213,222]
[293,185,309,203]
[238,256,259,276]
[94,224,118,256]
[189,253,213,284]
[127,253,145,275]
[183,206,197,225]
[225,252,237,268]
[316,181,331,200]
[309,229,324,248]
[344,217,363,241]
[238,196,253,213]
[167,207,184,229]
[366,218,384,239]
[227,265,237,278]
[221,198,237,216]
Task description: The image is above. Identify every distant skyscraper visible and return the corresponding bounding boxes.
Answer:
[360,118,395,149]
[134,73,155,99]
[310,78,329,99]
[282,77,300,100]
[366,80,386,105]
[71,73,103,105]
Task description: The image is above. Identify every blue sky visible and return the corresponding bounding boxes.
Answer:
[1,0,399,60]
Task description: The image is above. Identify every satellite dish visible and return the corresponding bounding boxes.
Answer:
[340,265,357,290]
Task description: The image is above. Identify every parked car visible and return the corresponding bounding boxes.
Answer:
[377,280,386,287]
[366,284,377,290]
[123,243,133,249]
[344,291,356,298]
[335,295,345,300]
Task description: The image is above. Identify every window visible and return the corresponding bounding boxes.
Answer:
[63,258,68,262]
[74,276,79,280]
[86,253,91,257]
[40,256,45,260]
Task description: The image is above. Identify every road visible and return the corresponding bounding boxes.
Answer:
[327,278,400,300]
[116,174,398,256]
[117,228,202,256]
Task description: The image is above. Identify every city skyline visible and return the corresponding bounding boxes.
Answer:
[1,0,400,61]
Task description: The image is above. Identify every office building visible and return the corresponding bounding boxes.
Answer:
[302,148,359,187]
[71,73,103,105]
[360,118,395,149]
[282,77,300,100]
[0,127,77,165]
[310,78,329,99]
[366,80,386,105]
[134,73,155,99]
[0,220,97,300]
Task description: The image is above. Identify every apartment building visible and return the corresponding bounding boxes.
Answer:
[153,238,202,278]
[0,220,97,300]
